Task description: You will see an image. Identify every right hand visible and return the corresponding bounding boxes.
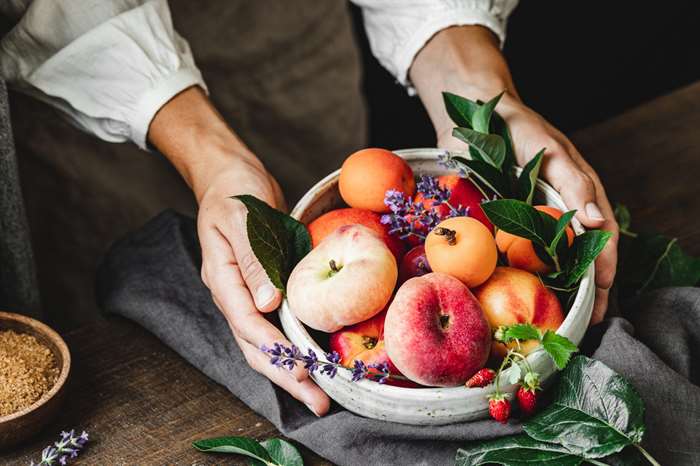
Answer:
[195,154,331,417]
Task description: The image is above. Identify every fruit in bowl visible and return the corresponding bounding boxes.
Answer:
[398,244,431,284]
[473,266,565,357]
[287,224,397,332]
[384,272,491,387]
[416,175,493,232]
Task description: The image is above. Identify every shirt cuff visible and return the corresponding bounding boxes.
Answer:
[129,67,208,150]
[396,8,507,95]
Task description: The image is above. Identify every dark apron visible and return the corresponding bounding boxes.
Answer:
[5,1,367,328]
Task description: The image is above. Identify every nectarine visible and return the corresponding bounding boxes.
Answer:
[472,266,564,357]
[384,273,491,387]
[495,205,574,274]
[339,148,415,213]
[425,217,497,288]
[307,208,406,262]
[398,245,431,284]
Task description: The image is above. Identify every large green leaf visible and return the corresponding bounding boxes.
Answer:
[234,195,311,291]
[563,230,612,287]
[249,439,304,466]
[452,128,507,169]
[516,150,544,204]
[540,330,578,369]
[455,435,584,466]
[472,92,504,133]
[443,92,478,128]
[524,356,646,459]
[481,199,551,247]
[550,210,577,253]
[193,436,274,464]
[490,111,516,172]
[450,156,511,198]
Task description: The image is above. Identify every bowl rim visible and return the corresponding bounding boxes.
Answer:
[281,148,594,400]
[0,310,71,424]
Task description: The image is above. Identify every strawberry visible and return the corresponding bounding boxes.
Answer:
[516,386,538,417]
[465,368,496,388]
[488,394,511,424]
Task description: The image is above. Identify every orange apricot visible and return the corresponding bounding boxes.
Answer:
[424,216,497,288]
[495,205,574,274]
[339,148,415,213]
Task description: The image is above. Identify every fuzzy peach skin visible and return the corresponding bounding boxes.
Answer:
[330,310,417,388]
[287,224,397,332]
[338,148,415,213]
[307,207,406,263]
[495,206,574,274]
[384,272,491,387]
[472,266,564,357]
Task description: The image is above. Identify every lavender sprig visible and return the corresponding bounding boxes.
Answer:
[31,430,89,466]
[261,343,394,384]
[437,152,468,176]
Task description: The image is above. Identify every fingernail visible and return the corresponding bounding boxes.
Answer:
[305,402,321,417]
[585,202,604,221]
[255,284,276,308]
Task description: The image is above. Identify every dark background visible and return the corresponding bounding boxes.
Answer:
[351,1,700,148]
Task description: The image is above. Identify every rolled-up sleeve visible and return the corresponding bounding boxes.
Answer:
[0,0,206,150]
[353,0,519,92]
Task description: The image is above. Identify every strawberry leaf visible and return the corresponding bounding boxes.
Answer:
[517,149,544,204]
[540,330,578,369]
[503,323,541,342]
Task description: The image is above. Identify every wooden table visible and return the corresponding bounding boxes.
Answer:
[4,82,700,465]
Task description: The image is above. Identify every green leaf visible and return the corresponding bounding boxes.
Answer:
[455,435,584,466]
[452,127,507,169]
[472,91,504,133]
[450,156,511,198]
[540,330,578,369]
[524,356,646,458]
[618,232,700,296]
[193,436,275,464]
[491,111,516,172]
[517,149,544,204]
[503,323,541,342]
[443,92,478,128]
[233,195,311,291]
[550,210,577,253]
[563,230,613,287]
[250,439,304,466]
[614,203,632,234]
[481,199,551,247]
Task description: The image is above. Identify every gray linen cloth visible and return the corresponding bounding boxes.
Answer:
[97,210,700,466]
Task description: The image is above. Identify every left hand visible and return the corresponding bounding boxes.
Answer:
[437,92,618,324]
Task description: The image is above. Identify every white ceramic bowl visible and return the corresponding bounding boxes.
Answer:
[279,148,594,425]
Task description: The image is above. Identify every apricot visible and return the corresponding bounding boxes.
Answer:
[307,208,406,262]
[472,266,565,357]
[339,148,415,213]
[495,205,575,274]
[424,217,497,288]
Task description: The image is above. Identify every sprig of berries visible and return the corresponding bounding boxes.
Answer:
[261,342,392,383]
[31,430,89,466]
[380,176,469,242]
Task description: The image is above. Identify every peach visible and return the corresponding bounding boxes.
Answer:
[495,205,574,274]
[339,148,415,213]
[398,245,431,284]
[416,175,493,232]
[307,207,406,262]
[472,266,564,357]
[287,224,397,332]
[384,273,491,387]
[424,216,497,288]
[330,311,417,387]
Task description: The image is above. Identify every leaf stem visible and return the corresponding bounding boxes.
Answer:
[634,444,661,466]
[585,460,611,466]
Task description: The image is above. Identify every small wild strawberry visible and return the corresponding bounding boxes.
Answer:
[466,368,496,388]
[516,385,538,417]
[488,394,511,424]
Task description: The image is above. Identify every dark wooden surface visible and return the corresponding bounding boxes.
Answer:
[4,82,700,465]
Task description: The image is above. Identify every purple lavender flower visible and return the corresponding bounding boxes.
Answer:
[368,362,391,384]
[302,348,320,373]
[351,360,368,382]
[32,430,89,466]
[416,175,451,204]
[438,152,468,176]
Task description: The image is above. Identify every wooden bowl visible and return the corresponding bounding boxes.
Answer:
[279,149,594,425]
[0,311,71,449]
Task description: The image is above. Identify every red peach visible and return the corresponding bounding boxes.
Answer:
[308,208,406,262]
[416,175,493,232]
[384,272,492,387]
[398,245,431,284]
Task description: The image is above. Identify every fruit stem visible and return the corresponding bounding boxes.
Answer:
[509,351,534,375]
[493,350,514,396]
[434,227,457,245]
[634,444,661,466]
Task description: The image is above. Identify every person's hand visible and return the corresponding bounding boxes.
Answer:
[436,93,619,324]
[410,25,618,324]
[149,87,330,415]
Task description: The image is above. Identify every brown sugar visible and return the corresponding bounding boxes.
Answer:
[0,329,59,417]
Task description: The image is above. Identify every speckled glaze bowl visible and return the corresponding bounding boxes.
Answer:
[279,148,594,425]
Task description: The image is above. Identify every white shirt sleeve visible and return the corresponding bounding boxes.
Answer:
[353,0,519,93]
[0,0,207,150]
